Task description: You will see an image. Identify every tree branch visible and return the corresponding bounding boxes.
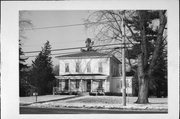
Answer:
[148,11,167,76]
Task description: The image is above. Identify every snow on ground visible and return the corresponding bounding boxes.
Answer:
[20,95,75,104]
[28,95,168,110]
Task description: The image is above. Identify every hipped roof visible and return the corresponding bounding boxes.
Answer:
[55,51,121,64]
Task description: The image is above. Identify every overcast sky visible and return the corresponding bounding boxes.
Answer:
[21,11,94,66]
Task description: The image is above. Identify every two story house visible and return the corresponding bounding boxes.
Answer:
[55,51,132,94]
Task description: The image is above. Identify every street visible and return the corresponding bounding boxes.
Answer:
[20,106,168,114]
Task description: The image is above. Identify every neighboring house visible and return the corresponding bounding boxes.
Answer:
[55,51,132,94]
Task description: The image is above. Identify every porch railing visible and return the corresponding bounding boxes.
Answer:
[53,87,62,95]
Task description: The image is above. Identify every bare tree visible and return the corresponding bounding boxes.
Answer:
[86,10,167,104]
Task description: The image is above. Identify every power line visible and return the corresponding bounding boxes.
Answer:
[24,43,131,54]
[23,23,85,31]
[27,51,79,58]
[23,39,85,48]
[21,20,121,31]
[26,47,121,58]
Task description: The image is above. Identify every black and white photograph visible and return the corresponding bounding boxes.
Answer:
[19,10,168,114]
[1,1,179,119]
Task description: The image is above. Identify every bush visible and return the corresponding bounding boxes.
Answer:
[97,92,105,96]
[105,92,124,96]
[89,92,97,96]
[71,91,82,95]
[59,91,70,95]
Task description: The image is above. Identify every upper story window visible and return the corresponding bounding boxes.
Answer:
[98,62,103,73]
[76,62,80,72]
[87,62,91,73]
[65,63,69,72]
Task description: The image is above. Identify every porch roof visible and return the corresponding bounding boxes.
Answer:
[55,74,108,80]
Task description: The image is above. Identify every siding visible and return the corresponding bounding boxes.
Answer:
[59,58,110,75]
[110,77,132,94]
[110,58,120,77]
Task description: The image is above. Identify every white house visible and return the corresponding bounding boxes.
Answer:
[55,51,132,94]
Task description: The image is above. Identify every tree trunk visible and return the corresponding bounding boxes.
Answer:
[135,11,150,104]
[136,77,149,103]
[135,54,149,104]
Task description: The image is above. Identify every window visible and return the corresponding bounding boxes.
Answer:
[76,80,79,88]
[98,81,103,88]
[76,62,80,72]
[65,80,69,90]
[87,62,91,72]
[65,63,69,72]
[98,62,103,73]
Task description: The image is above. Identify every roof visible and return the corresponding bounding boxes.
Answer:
[62,73,107,76]
[55,51,109,58]
[55,73,108,80]
[55,51,121,64]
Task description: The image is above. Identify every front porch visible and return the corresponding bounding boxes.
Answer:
[54,74,109,95]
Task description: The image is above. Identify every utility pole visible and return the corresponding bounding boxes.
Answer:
[122,11,126,106]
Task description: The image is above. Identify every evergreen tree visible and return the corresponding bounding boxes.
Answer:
[19,41,30,96]
[19,42,29,72]
[53,65,60,87]
[150,43,167,97]
[19,11,32,96]
[30,41,55,95]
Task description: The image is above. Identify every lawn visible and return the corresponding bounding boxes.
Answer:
[28,95,168,110]
[67,96,124,104]
[66,96,167,105]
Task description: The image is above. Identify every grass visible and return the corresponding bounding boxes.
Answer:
[26,95,168,110]
[66,96,167,105]
[67,96,123,104]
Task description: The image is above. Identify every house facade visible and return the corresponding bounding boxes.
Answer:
[55,51,132,94]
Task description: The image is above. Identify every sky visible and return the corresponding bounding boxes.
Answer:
[20,10,161,68]
[21,11,94,66]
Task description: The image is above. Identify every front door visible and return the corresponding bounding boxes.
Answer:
[87,80,91,92]
[64,80,69,91]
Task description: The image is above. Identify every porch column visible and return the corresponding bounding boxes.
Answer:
[104,79,107,92]
[80,79,83,92]
[91,80,93,92]
[61,80,64,91]
[60,80,62,91]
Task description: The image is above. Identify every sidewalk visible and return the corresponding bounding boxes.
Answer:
[24,95,168,112]
[20,95,80,106]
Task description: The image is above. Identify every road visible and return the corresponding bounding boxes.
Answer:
[20,106,168,114]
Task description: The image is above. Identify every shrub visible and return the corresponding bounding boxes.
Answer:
[89,92,97,96]
[105,92,124,96]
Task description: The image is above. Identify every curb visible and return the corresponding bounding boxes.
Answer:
[20,105,168,113]
[27,102,168,112]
